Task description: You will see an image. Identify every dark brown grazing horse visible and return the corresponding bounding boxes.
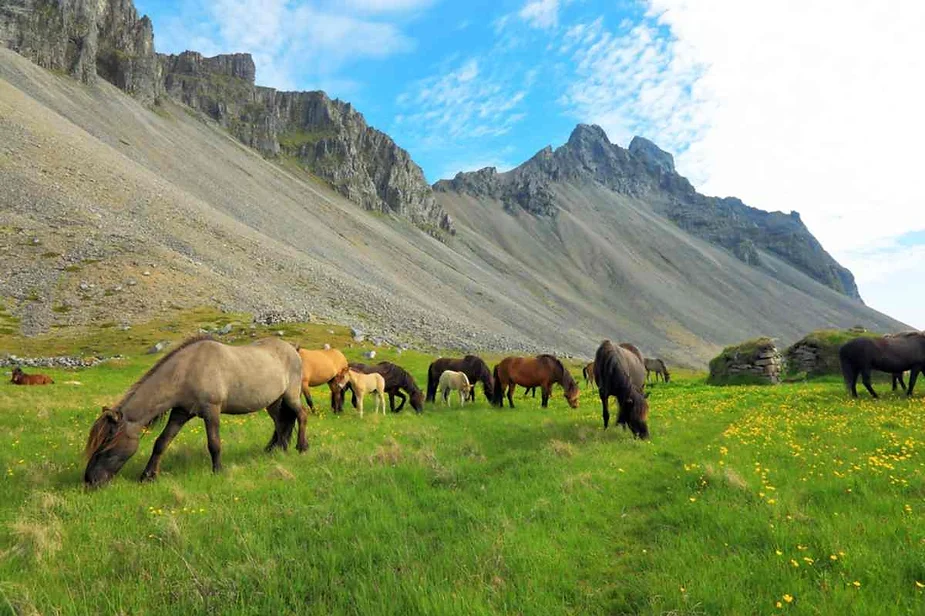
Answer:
[492,355,579,409]
[347,362,424,413]
[11,367,54,385]
[426,355,494,403]
[594,340,650,439]
[840,332,925,398]
[84,336,306,487]
[582,362,596,389]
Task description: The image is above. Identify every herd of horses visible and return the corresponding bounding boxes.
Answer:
[9,328,922,488]
[75,336,664,487]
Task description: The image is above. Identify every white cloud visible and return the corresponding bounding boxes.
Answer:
[519,0,562,30]
[559,1,925,322]
[155,1,418,91]
[396,57,531,151]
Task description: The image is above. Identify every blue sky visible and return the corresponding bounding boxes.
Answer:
[135,0,925,328]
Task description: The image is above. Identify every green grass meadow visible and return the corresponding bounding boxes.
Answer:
[1,313,924,614]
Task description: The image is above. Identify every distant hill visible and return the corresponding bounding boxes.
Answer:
[0,0,907,365]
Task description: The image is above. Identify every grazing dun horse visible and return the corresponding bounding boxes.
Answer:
[492,355,580,409]
[333,368,386,417]
[11,367,54,385]
[594,340,650,438]
[426,355,494,403]
[644,358,671,383]
[83,336,306,487]
[437,370,473,406]
[298,347,348,412]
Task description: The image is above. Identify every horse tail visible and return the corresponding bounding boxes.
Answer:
[839,344,856,393]
[492,364,503,406]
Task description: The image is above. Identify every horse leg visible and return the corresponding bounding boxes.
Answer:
[202,406,223,473]
[392,391,406,413]
[860,368,878,398]
[541,385,551,408]
[284,391,308,453]
[302,382,315,412]
[328,381,342,413]
[600,391,610,429]
[907,369,920,397]
[357,390,365,418]
[506,384,515,408]
[140,408,192,481]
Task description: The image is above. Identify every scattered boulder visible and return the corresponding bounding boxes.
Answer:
[708,338,782,384]
[323,343,331,350]
[146,341,169,355]
[364,350,376,360]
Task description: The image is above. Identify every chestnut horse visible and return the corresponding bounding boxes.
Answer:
[595,340,650,438]
[492,355,579,409]
[11,367,54,385]
[298,348,348,412]
[84,336,306,487]
[426,355,494,403]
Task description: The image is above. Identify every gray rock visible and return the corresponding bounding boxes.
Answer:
[364,350,376,359]
[146,341,169,354]
[323,343,331,350]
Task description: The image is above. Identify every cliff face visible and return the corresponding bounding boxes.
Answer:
[158,51,452,234]
[0,0,451,235]
[0,0,161,101]
[435,124,861,301]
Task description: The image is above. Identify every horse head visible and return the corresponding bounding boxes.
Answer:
[565,383,580,409]
[84,406,141,487]
[11,367,23,383]
[625,387,650,439]
[332,367,350,390]
[410,390,425,413]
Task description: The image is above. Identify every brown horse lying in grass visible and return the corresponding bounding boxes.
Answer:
[11,367,54,385]
[492,355,579,409]
[84,336,306,487]
[298,347,348,412]
[595,340,649,438]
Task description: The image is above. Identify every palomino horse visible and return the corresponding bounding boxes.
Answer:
[840,332,925,398]
[644,358,671,383]
[11,367,54,385]
[84,336,306,487]
[582,362,595,389]
[332,368,386,417]
[426,355,494,403]
[437,370,472,406]
[348,362,424,413]
[492,355,579,409]
[298,348,348,412]
[595,340,650,438]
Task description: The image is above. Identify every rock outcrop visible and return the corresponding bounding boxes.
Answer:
[436,124,860,300]
[0,0,161,101]
[0,0,451,235]
[157,50,451,234]
[708,338,782,384]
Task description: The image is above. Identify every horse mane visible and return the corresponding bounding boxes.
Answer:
[113,335,215,424]
[886,331,925,339]
[596,341,644,408]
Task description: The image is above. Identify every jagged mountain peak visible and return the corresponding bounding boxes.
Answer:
[629,136,675,174]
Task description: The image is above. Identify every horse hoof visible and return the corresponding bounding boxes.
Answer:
[139,472,157,483]
[297,443,309,453]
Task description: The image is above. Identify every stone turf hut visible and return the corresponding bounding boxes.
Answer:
[708,337,782,384]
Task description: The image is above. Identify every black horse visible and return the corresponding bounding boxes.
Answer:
[347,362,424,413]
[426,355,494,403]
[594,340,650,439]
[839,333,925,398]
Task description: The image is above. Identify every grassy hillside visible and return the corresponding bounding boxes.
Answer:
[1,321,923,614]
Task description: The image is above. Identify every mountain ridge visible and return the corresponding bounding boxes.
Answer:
[436,123,861,301]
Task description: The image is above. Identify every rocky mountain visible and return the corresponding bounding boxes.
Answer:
[0,0,451,235]
[436,124,859,300]
[0,0,906,364]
